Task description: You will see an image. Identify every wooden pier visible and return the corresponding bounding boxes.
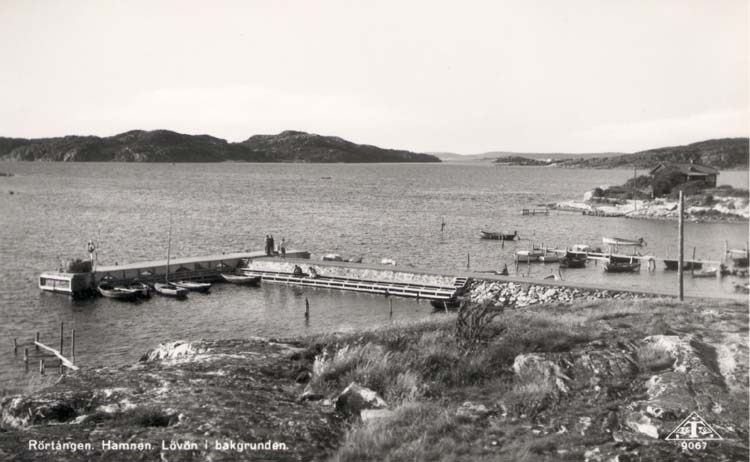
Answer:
[15,322,78,374]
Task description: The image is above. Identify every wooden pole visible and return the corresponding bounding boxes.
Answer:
[59,322,64,355]
[71,329,76,365]
[304,298,310,318]
[691,247,696,276]
[39,359,44,375]
[466,253,470,270]
[389,299,393,319]
[13,338,17,354]
[35,332,39,351]
[723,240,728,263]
[24,347,28,364]
[678,191,684,301]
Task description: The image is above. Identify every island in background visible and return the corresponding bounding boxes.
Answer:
[0,130,440,163]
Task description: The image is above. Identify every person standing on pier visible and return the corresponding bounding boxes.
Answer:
[264,234,272,256]
[269,235,275,256]
[280,238,287,258]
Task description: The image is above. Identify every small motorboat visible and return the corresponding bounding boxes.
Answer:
[220,273,261,286]
[173,281,212,293]
[603,237,646,247]
[663,259,703,271]
[128,281,151,298]
[515,249,544,263]
[321,253,343,262]
[153,282,188,299]
[691,268,718,278]
[480,230,518,241]
[559,252,587,268]
[603,260,641,273]
[98,282,139,301]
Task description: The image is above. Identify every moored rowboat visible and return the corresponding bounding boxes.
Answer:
[173,281,211,293]
[153,282,188,299]
[603,260,641,273]
[603,237,646,247]
[691,268,718,278]
[98,282,139,301]
[220,273,261,286]
[480,230,518,241]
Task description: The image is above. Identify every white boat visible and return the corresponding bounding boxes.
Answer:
[153,282,188,298]
[691,268,718,278]
[603,237,646,247]
[173,280,211,293]
[98,282,139,301]
[538,253,560,263]
[220,273,261,286]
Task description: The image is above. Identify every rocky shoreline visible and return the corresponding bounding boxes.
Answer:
[554,197,749,223]
[1,284,748,461]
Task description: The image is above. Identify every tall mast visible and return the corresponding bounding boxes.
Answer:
[166,211,173,283]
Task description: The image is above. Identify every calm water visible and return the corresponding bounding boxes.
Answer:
[0,162,747,391]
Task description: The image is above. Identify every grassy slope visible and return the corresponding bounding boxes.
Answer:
[303,298,748,462]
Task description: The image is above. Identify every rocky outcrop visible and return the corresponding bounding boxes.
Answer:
[467,280,650,308]
[334,383,388,417]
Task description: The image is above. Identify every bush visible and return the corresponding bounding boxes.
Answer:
[652,167,686,196]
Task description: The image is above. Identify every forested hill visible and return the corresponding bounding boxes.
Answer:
[556,138,749,169]
[0,130,440,163]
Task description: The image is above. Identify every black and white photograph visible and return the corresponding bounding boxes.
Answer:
[0,1,748,460]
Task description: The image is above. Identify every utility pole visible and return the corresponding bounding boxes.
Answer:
[678,191,684,301]
[633,166,637,211]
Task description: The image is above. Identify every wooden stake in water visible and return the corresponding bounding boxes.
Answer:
[466,253,470,270]
[304,298,310,318]
[678,191,684,301]
[59,322,64,355]
[71,329,76,365]
[35,332,39,352]
[389,299,393,319]
[13,338,17,354]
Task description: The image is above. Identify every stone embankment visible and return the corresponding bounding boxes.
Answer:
[466,280,650,308]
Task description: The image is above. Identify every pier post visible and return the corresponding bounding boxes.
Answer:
[39,359,44,375]
[71,329,76,365]
[466,253,470,270]
[35,332,39,352]
[389,299,393,319]
[59,322,64,355]
[304,298,310,318]
[678,191,684,301]
[24,347,28,364]
[13,338,17,354]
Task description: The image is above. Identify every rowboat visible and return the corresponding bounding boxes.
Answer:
[603,237,646,247]
[663,259,703,271]
[220,273,261,286]
[430,298,461,311]
[538,253,560,263]
[153,282,188,299]
[173,281,212,293]
[480,230,518,241]
[691,268,717,278]
[98,282,139,301]
[128,281,151,298]
[603,260,641,273]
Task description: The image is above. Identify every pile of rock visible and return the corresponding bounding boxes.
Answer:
[466,280,647,308]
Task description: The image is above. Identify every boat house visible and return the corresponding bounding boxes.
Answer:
[649,161,719,188]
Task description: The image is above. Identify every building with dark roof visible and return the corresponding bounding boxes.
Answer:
[649,161,719,188]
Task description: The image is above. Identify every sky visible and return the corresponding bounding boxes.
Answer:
[0,0,747,154]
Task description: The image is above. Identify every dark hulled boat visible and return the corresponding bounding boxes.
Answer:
[480,230,518,241]
[559,252,587,268]
[603,260,641,273]
[663,259,703,271]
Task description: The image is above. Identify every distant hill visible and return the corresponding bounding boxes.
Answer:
[492,155,550,166]
[0,130,440,163]
[556,138,749,169]
[239,130,439,163]
[432,151,622,162]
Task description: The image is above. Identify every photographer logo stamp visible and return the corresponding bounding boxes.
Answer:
[665,412,723,450]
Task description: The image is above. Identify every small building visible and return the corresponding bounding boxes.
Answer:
[649,161,719,188]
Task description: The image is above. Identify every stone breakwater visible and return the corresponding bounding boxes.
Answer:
[466,280,652,308]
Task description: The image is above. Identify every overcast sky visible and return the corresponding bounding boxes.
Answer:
[0,0,746,154]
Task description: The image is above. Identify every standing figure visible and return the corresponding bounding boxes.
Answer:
[86,239,97,269]
[264,234,271,256]
[269,235,275,256]
[280,238,287,259]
